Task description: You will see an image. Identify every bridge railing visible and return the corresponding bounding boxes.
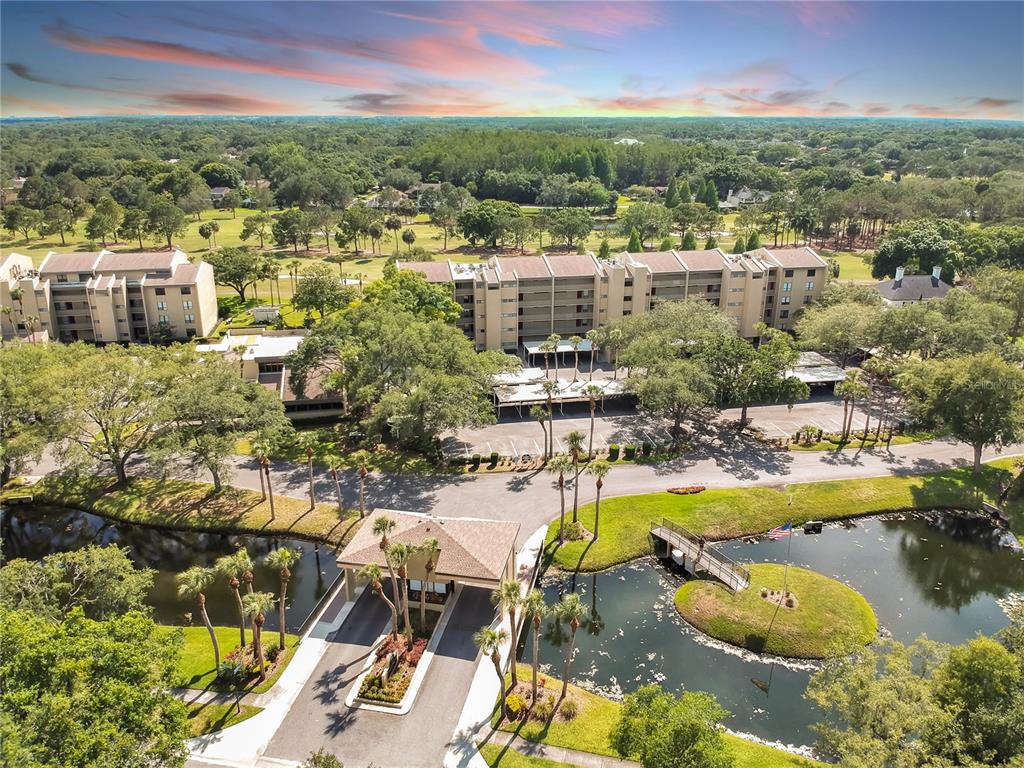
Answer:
[650,518,751,589]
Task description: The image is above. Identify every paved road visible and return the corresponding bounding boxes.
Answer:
[263,584,494,768]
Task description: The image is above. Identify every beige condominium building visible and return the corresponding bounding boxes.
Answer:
[0,249,218,343]
[399,246,828,352]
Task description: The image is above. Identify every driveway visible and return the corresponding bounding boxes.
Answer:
[263,585,495,768]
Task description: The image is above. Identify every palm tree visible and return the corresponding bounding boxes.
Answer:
[288,259,301,294]
[261,455,276,520]
[236,549,255,598]
[565,430,586,524]
[373,515,402,621]
[242,591,277,681]
[568,335,583,382]
[491,580,522,689]
[176,566,220,670]
[419,538,440,629]
[326,456,344,514]
[215,552,248,646]
[251,438,271,501]
[835,370,868,443]
[353,450,370,518]
[555,593,586,702]
[539,339,554,376]
[520,589,547,703]
[546,333,562,379]
[473,626,510,716]
[607,327,623,379]
[586,460,611,540]
[542,380,559,459]
[585,329,601,381]
[296,432,319,509]
[529,405,549,461]
[360,563,398,639]
[264,547,300,651]
[582,384,602,459]
[545,455,573,544]
[387,543,416,643]
[385,215,402,254]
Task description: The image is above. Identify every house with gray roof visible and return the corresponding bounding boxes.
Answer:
[872,266,951,306]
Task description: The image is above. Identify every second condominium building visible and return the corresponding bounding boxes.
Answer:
[0,248,218,343]
[400,246,828,352]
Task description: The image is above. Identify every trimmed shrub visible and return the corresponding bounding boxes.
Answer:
[505,693,526,719]
[641,441,653,457]
[559,698,578,720]
[489,451,499,467]
[532,694,555,722]
[624,444,637,460]
[564,520,588,541]
[470,454,481,470]
[608,444,620,461]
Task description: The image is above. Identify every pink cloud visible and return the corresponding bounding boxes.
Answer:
[332,91,503,116]
[2,94,74,116]
[46,23,384,89]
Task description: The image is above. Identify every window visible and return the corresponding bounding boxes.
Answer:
[781,296,791,305]
[78,273,91,282]
[182,300,193,310]
[768,281,775,290]
[752,272,762,279]
[185,329,196,338]
[784,269,794,277]
[157,301,167,310]
[805,281,814,291]
[766,296,773,304]
[155,287,166,296]
[731,271,744,278]
[779,309,789,319]
[625,279,633,287]
[782,282,792,292]
[803,295,813,304]
[706,285,714,293]
[501,312,515,318]
[807,269,816,277]
[502,297,515,303]
[624,294,632,302]
[158,315,169,324]
[56,274,68,283]
[184,313,195,323]
[729,287,743,292]
[181,286,192,295]
[727,302,742,307]
[64,302,73,310]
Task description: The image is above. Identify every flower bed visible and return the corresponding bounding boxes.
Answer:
[357,635,428,705]
[667,485,706,495]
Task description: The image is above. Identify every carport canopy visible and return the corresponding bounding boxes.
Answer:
[337,509,520,591]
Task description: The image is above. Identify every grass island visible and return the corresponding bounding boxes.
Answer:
[674,564,877,659]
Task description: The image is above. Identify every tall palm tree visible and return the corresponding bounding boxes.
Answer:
[569,335,583,382]
[545,455,573,544]
[326,456,344,514]
[264,547,300,651]
[215,553,248,646]
[582,384,603,459]
[354,451,369,518]
[419,538,440,629]
[546,333,562,379]
[585,329,601,381]
[608,327,623,379]
[555,593,587,702]
[491,580,522,689]
[539,339,554,376]
[541,380,559,459]
[360,563,398,639]
[373,515,402,622]
[473,626,510,717]
[520,589,547,702]
[251,438,270,501]
[296,432,319,509]
[586,460,611,540]
[261,455,276,520]
[176,566,220,670]
[236,549,255,597]
[241,591,277,681]
[565,430,586,523]
[387,543,415,642]
[529,405,549,461]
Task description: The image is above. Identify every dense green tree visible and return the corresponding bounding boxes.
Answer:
[745,230,761,250]
[681,230,698,249]
[84,196,124,247]
[292,262,354,318]
[198,162,242,189]
[872,220,960,280]
[0,608,189,768]
[548,207,593,248]
[457,199,523,246]
[364,263,461,322]
[731,235,746,254]
[204,247,270,302]
[966,265,1024,338]
[598,238,612,259]
[119,206,148,249]
[618,202,672,248]
[40,200,80,245]
[0,343,64,485]
[626,226,643,252]
[240,212,272,249]
[796,301,880,367]
[0,546,154,622]
[3,203,43,241]
[704,236,718,249]
[197,220,219,247]
[627,357,716,437]
[610,684,733,768]
[900,352,1024,473]
[272,208,312,253]
[146,198,187,248]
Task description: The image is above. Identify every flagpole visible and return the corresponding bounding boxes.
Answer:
[763,498,795,653]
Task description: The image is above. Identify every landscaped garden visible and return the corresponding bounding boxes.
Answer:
[186,702,263,738]
[674,564,877,658]
[168,625,301,693]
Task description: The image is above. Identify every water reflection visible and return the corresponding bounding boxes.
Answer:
[2,505,340,632]
[537,513,1024,748]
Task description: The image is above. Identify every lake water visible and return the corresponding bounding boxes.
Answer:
[2,504,341,633]
[535,513,1024,750]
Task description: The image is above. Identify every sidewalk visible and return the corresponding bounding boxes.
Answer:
[443,524,549,768]
[185,576,367,768]
[483,731,637,768]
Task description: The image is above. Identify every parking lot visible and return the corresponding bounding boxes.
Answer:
[443,393,875,458]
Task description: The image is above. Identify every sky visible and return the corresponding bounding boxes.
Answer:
[1,1,1021,120]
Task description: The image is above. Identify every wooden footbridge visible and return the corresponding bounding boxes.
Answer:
[650,518,751,592]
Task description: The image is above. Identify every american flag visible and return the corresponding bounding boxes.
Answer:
[768,522,793,540]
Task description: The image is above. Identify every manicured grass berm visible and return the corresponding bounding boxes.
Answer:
[674,564,877,659]
[166,625,300,693]
[186,702,263,737]
[546,460,1023,572]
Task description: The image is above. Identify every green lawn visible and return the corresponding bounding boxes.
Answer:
[496,664,823,767]
[14,474,362,547]
[234,431,445,475]
[164,625,299,693]
[186,701,263,737]
[674,564,877,659]
[821,250,875,282]
[546,459,1023,572]
[479,744,577,768]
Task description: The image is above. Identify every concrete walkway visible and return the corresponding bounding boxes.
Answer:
[483,731,637,768]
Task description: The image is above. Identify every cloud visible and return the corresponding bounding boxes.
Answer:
[2,94,74,116]
[45,21,383,89]
[5,61,126,95]
[862,102,892,116]
[330,91,502,116]
[150,92,298,114]
[972,97,1019,110]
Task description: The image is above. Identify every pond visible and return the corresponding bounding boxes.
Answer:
[536,513,1024,750]
[2,504,341,633]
